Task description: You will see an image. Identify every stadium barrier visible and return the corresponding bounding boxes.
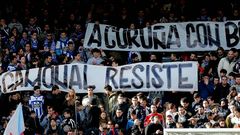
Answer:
[164,128,240,135]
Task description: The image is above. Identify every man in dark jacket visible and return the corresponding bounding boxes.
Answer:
[24,111,43,135]
[85,98,101,135]
[111,93,129,119]
[103,85,118,115]
[112,108,128,134]
[213,76,230,103]
[145,115,163,135]
[45,85,66,114]
[61,108,76,134]
[198,74,214,100]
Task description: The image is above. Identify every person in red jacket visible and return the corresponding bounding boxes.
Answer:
[144,104,164,127]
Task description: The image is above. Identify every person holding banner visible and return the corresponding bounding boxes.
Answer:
[71,53,85,64]
[128,52,141,64]
[87,48,104,65]
[170,53,179,62]
[189,53,198,61]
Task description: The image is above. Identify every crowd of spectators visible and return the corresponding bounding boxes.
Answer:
[0,0,240,134]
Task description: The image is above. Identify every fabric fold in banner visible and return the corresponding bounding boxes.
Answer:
[0,62,198,93]
[4,103,25,135]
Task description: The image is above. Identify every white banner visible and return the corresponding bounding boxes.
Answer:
[0,62,198,93]
[84,21,240,52]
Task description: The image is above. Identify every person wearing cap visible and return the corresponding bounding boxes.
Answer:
[87,48,104,65]
[82,85,101,106]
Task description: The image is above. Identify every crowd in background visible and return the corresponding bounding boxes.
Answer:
[0,0,240,134]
